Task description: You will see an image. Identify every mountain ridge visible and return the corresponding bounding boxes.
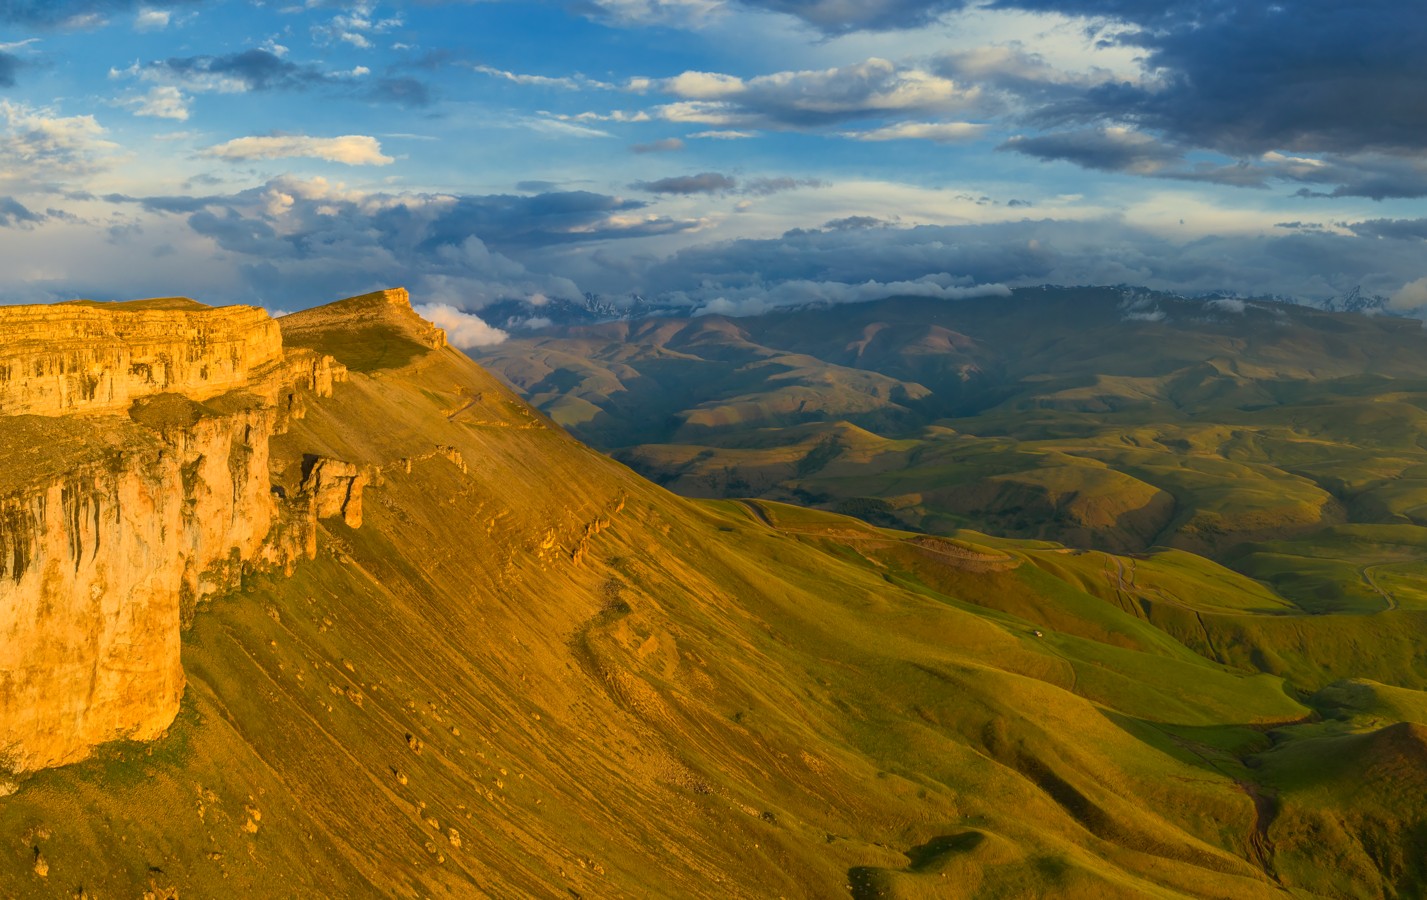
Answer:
[2,288,1426,897]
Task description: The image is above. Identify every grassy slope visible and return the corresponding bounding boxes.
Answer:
[3,299,1387,899]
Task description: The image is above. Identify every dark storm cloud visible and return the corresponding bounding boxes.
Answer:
[95,178,709,307]
[823,216,887,230]
[1000,129,1181,175]
[147,50,329,92]
[0,196,43,227]
[999,129,1275,188]
[1349,219,1427,241]
[629,173,818,196]
[632,172,738,195]
[741,176,821,196]
[133,51,433,107]
[101,192,215,213]
[737,0,962,32]
[1287,155,1427,201]
[110,179,698,267]
[1013,0,1427,158]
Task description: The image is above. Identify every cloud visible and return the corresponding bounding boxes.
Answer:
[414,302,509,347]
[122,85,190,120]
[134,7,169,30]
[651,57,980,130]
[93,176,611,307]
[622,216,1427,311]
[309,5,404,50]
[0,101,121,189]
[734,0,961,32]
[1391,277,1427,311]
[823,215,887,230]
[951,0,1427,191]
[472,65,614,91]
[117,50,432,107]
[1001,128,1184,176]
[0,196,44,227]
[201,134,395,166]
[842,121,985,143]
[128,49,328,93]
[583,0,722,27]
[0,0,197,27]
[694,275,1009,317]
[740,176,822,196]
[631,137,684,153]
[632,172,737,194]
[1350,218,1427,241]
[998,128,1404,191]
[689,130,757,140]
[624,170,866,203]
[526,118,613,139]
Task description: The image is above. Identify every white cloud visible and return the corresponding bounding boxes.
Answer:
[586,0,724,26]
[841,121,986,142]
[662,70,744,99]
[649,58,980,129]
[415,302,510,347]
[134,8,171,31]
[202,134,395,165]
[473,65,615,91]
[124,86,190,121]
[0,102,121,187]
[689,130,758,140]
[524,118,614,139]
[1391,277,1427,310]
[1206,297,1246,314]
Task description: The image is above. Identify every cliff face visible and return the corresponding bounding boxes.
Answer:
[0,297,357,776]
[0,300,284,417]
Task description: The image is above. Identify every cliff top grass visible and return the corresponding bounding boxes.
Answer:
[0,415,156,495]
[60,297,215,312]
[279,288,445,373]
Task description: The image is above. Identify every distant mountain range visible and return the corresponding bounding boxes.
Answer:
[478,284,1394,334]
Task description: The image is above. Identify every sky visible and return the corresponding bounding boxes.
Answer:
[2,0,1427,341]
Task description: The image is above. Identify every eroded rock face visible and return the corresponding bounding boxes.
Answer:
[0,297,362,775]
[0,405,285,773]
[0,302,284,417]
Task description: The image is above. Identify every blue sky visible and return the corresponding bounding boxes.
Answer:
[2,0,1426,340]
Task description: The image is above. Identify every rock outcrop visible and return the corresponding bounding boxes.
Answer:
[0,296,366,775]
[302,457,371,529]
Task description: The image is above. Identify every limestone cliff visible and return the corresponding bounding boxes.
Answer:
[0,296,357,776]
[0,299,284,417]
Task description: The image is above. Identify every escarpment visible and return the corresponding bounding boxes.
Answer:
[0,299,284,417]
[0,295,381,776]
